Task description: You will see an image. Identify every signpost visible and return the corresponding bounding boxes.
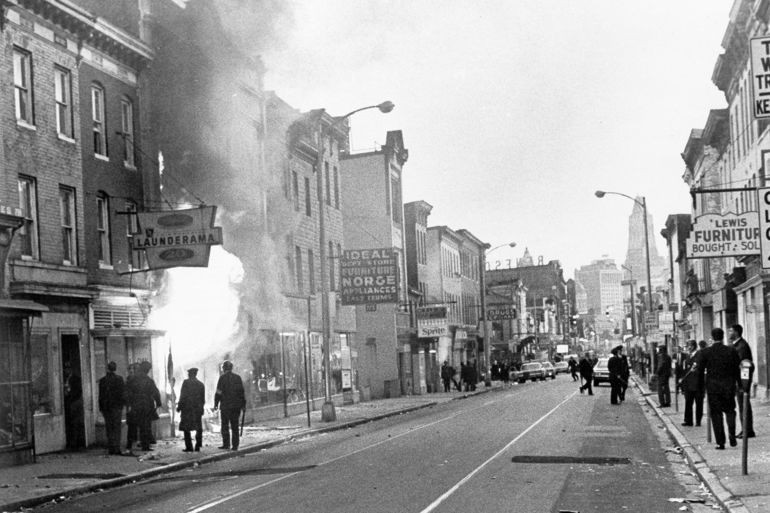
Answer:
[751,36,770,119]
[340,248,399,305]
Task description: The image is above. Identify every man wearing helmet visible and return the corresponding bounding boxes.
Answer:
[214,360,246,450]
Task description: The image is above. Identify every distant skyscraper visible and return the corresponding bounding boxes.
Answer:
[624,198,667,293]
[575,257,624,334]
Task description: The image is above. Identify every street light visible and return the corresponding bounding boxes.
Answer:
[595,190,653,369]
[480,241,516,386]
[317,101,394,422]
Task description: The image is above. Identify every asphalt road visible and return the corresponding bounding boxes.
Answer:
[33,377,712,513]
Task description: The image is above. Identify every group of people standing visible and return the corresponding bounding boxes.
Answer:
[97,359,247,455]
[97,360,161,455]
[674,324,755,450]
[440,360,482,392]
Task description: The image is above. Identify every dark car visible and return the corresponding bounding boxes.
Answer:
[513,362,546,383]
[593,357,610,386]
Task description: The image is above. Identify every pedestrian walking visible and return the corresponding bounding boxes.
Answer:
[98,361,125,455]
[608,346,623,405]
[729,324,756,439]
[440,361,454,393]
[578,352,594,395]
[619,349,630,402]
[126,361,161,452]
[177,367,205,452]
[697,327,741,450]
[656,345,672,407]
[214,360,246,451]
[500,361,510,388]
[568,357,579,382]
[678,340,704,427]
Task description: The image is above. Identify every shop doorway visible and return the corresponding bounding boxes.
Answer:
[61,334,85,449]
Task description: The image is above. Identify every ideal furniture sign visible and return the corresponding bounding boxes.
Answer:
[340,248,399,305]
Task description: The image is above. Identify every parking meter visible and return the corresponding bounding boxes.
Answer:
[740,359,754,392]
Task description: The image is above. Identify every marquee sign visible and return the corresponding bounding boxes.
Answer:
[685,212,760,259]
[131,206,223,270]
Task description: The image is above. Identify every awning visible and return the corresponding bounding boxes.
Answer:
[0,298,48,315]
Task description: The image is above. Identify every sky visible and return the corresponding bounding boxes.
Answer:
[258,0,732,277]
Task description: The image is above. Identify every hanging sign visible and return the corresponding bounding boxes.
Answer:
[751,36,770,118]
[131,206,223,270]
[417,306,449,338]
[685,212,760,259]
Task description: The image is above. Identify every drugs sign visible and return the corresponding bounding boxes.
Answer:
[340,248,399,305]
[486,304,517,321]
[685,212,760,259]
[751,36,770,118]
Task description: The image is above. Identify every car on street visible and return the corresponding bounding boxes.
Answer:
[553,361,569,374]
[512,362,546,383]
[541,361,556,379]
[593,357,611,386]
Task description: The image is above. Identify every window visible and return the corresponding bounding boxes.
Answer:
[59,186,77,265]
[120,99,135,167]
[91,85,107,157]
[96,194,111,265]
[30,332,51,414]
[292,171,299,211]
[13,48,33,124]
[125,201,146,269]
[308,249,315,293]
[17,176,39,260]
[304,177,311,217]
[295,246,303,292]
[334,167,340,208]
[54,67,72,137]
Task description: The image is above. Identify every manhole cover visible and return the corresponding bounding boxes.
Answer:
[38,473,125,480]
[511,455,631,465]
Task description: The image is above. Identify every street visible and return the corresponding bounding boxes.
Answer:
[31,378,714,513]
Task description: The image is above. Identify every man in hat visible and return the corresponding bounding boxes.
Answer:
[98,361,125,455]
[177,367,205,452]
[126,361,161,452]
[608,346,624,405]
[214,360,246,450]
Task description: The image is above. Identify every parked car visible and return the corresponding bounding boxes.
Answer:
[553,361,569,374]
[541,361,556,379]
[593,357,611,386]
[513,362,546,383]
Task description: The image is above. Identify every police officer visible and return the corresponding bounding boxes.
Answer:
[177,367,205,452]
[214,360,246,451]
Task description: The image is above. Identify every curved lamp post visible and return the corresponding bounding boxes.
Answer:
[595,190,653,368]
[480,242,516,386]
[318,101,394,422]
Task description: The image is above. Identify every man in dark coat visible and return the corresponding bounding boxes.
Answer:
[98,361,125,455]
[619,349,630,402]
[440,361,454,393]
[578,352,594,395]
[679,340,704,427]
[126,361,161,452]
[177,367,205,452]
[656,345,672,407]
[729,324,755,439]
[698,327,741,450]
[214,360,246,450]
[608,346,623,405]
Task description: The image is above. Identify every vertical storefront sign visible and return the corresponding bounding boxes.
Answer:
[758,188,770,268]
[751,36,770,118]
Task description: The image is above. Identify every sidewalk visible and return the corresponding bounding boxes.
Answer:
[633,375,770,513]
[0,386,494,513]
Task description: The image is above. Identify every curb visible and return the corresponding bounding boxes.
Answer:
[631,377,751,513]
[2,391,503,513]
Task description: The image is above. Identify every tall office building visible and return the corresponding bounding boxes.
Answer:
[624,198,668,292]
[575,258,624,336]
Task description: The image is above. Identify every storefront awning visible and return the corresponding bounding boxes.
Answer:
[0,298,48,315]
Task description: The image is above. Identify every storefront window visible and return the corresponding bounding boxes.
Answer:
[0,319,32,448]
